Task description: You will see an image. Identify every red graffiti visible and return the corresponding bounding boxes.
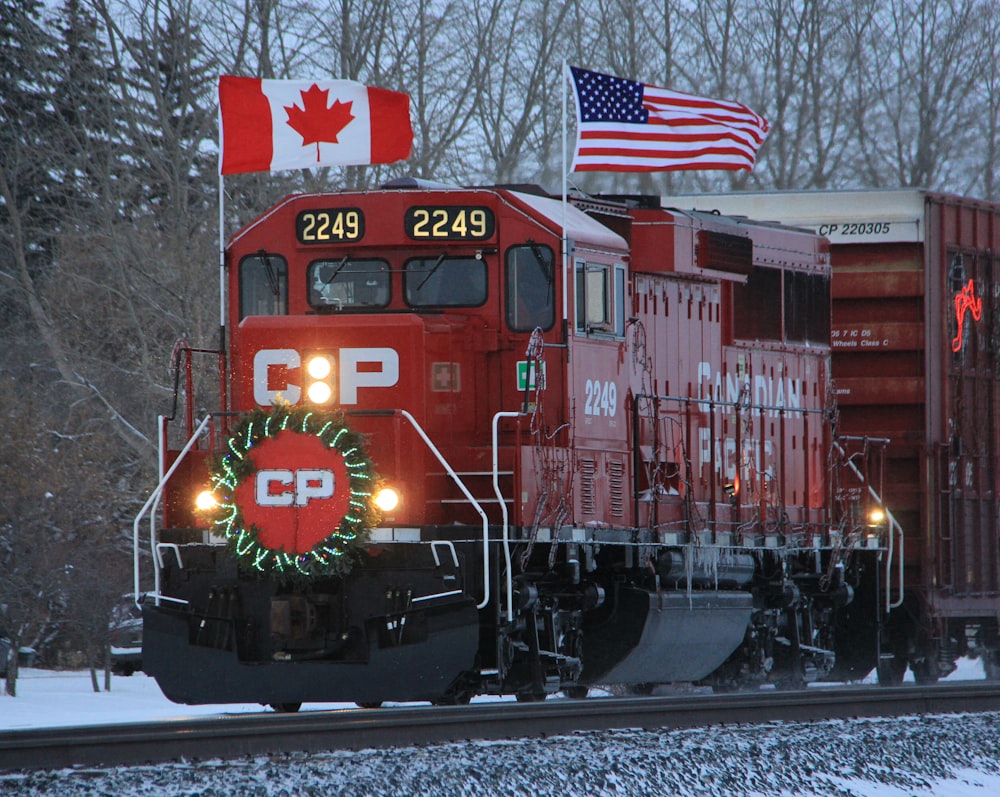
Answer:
[952,279,982,352]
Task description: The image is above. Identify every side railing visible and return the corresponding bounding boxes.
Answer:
[397,410,491,609]
[493,411,524,623]
[133,414,213,607]
[137,405,521,617]
[351,409,494,610]
[834,438,905,611]
[628,391,905,613]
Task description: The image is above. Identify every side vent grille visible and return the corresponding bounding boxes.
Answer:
[580,458,596,515]
[609,460,625,518]
[697,229,753,275]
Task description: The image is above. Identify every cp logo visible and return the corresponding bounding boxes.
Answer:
[253,347,399,405]
[256,468,334,507]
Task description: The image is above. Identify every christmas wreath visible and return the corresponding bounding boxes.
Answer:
[208,403,378,579]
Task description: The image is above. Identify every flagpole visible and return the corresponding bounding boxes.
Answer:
[561,61,569,333]
[218,84,227,354]
[218,172,226,345]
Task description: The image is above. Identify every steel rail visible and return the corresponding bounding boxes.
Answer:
[4,682,1000,772]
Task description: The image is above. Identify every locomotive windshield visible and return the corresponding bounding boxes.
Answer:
[308,258,390,311]
[239,253,288,318]
[506,243,555,331]
[404,255,486,307]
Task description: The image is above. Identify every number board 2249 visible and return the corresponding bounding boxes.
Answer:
[404,206,495,240]
[296,208,364,244]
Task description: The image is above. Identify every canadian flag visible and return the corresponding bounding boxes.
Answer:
[219,76,413,175]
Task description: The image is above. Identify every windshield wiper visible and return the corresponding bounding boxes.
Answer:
[528,241,553,282]
[322,255,351,286]
[258,249,281,298]
[416,252,448,291]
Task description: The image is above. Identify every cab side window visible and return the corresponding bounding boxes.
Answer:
[576,262,609,332]
[239,253,288,319]
[575,261,626,335]
[506,244,555,331]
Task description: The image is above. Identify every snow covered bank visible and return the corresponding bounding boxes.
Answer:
[3,663,1000,796]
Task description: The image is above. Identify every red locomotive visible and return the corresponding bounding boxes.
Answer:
[135,182,894,709]
[664,189,1000,683]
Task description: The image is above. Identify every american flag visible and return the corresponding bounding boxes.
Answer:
[569,66,769,172]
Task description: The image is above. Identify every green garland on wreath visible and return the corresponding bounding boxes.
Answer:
[208,402,378,580]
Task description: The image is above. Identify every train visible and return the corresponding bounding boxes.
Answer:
[135,181,950,710]
[661,189,1000,683]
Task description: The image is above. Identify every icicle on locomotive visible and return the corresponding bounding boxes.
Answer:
[135,183,895,708]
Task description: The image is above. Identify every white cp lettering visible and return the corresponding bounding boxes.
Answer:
[252,347,399,406]
[253,349,301,405]
[339,347,399,404]
[256,469,334,507]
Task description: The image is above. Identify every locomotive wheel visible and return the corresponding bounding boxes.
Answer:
[983,650,1000,680]
[909,658,940,685]
[269,702,302,713]
[515,691,547,702]
[432,691,473,706]
[876,654,906,686]
[563,685,589,699]
[356,701,383,709]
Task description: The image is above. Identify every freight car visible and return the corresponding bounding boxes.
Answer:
[134,183,895,709]
[662,189,1000,682]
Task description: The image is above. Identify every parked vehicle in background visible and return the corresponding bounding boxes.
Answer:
[0,635,11,679]
[109,600,142,676]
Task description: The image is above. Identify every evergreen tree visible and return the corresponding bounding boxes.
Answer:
[49,0,128,221]
[0,0,60,328]
[123,1,217,222]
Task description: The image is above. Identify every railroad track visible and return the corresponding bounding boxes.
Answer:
[4,682,1000,772]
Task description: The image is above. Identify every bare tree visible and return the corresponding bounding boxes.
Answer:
[970,1,1000,200]
[380,0,482,182]
[856,0,983,188]
[0,374,127,696]
[89,0,222,426]
[748,0,869,189]
[469,0,573,184]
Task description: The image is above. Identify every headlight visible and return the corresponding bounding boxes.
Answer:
[307,381,333,404]
[195,490,218,511]
[374,487,400,512]
[306,355,334,404]
[307,355,332,379]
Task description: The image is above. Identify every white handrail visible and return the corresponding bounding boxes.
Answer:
[493,412,522,622]
[835,441,905,610]
[399,410,492,609]
[885,509,905,610]
[133,415,212,606]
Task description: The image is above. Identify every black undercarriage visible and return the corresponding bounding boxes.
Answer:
[141,527,883,708]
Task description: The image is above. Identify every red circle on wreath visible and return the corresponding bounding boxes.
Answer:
[233,430,351,554]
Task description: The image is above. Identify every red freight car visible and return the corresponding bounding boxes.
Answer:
[134,184,894,708]
[664,189,1000,681]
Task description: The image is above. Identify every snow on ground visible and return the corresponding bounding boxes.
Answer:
[0,656,988,730]
[0,668,353,730]
[2,662,1000,796]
